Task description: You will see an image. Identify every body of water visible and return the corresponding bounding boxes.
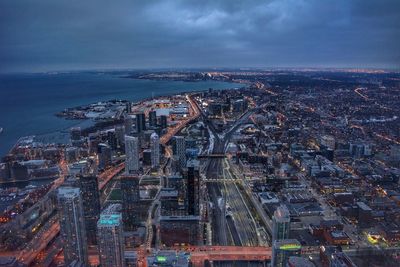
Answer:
[0,72,241,157]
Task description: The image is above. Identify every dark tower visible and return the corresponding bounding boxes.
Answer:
[121,175,140,231]
[135,113,146,133]
[185,160,200,216]
[79,175,101,245]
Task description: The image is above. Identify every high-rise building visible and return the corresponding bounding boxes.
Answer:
[126,102,132,113]
[170,156,181,174]
[78,175,101,245]
[135,113,146,133]
[150,133,160,168]
[65,147,79,163]
[144,130,156,147]
[125,135,140,173]
[160,115,168,129]
[97,213,124,267]
[70,127,84,147]
[57,187,88,266]
[115,125,125,149]
[88,133,100,155]
[124,115,134,135]
[185,159,200,216]
[98,143,112,170]
[272,239,301,267]
[142,149,152,166]
[173,136,186,171]
[121,175,140,231]
[272,204,290,241]
[107,131,118,150]
[70,127,81,141]
[149,110,157,127]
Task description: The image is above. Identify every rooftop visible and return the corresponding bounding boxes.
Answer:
[98,214,121,227]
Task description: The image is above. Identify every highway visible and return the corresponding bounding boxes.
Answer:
[12,157,68,265]
[160,94,201,145]
[17,218,60,265]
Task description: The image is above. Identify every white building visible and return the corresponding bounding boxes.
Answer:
[150,133,160,168]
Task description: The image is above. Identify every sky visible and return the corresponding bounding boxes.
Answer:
[0,0,399,72]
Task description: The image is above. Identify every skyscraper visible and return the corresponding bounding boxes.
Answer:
[125,135,140,173]
[272,239,301,267]
[150,132,160,168]
[135,112,146,133]
[126,101,132,113]
[149,110,157,127]
[121,175,140,231]
[173,136,186,171]
[70,127,81,141]
[115,125,125,149]
[97,213,124,267]
[70,127,84,147]
[185,159,200,216]
[160,115,168,129]
[272,204,291,241]
[98,143,112,170]
[107,131,118,150]
[124,115,134,135]
[57,187,88,266]
[78,175,101,246]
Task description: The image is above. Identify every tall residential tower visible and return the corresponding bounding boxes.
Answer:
[57,187,88,266]
[97,212,124,267]
[150,132,160,168]
[125,135,140,173]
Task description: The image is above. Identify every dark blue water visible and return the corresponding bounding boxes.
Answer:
[0,72,240,156]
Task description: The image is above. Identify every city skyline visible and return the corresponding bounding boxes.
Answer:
[1,69,400,266]
[0,1,399,266]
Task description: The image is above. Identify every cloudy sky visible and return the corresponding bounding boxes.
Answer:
[0,0,399,72]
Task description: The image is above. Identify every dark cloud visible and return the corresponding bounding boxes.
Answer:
[0,0,399,72]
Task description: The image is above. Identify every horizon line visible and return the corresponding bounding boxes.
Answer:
[1,65,400,75]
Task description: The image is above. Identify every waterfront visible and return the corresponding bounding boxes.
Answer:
[0,72,240,156]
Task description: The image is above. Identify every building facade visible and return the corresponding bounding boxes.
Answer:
[125,135,140,173]
[173,136,187,171]
[150,133,160,168]
[185,160,200,216]
[121,175,140,231]
[272,204,291,241]
[57,187,88,266]
[78,175,101,246]
[97,213,125,267]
